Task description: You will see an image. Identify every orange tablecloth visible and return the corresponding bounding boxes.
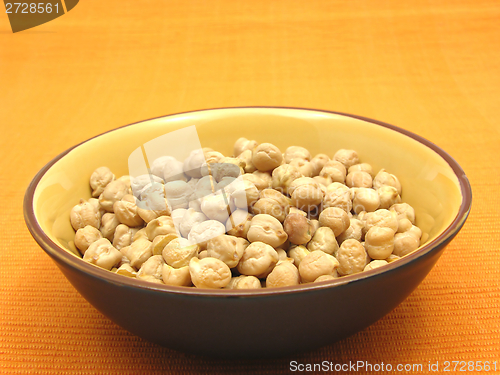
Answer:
[1,1,499,373]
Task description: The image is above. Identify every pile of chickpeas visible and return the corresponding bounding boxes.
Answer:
[69,138,423,289]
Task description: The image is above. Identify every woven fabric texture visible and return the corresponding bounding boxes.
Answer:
[1,1,499,373]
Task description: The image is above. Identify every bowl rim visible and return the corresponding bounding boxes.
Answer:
[23,106,472,297]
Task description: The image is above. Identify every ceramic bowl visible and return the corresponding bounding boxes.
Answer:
[24,107,472,358]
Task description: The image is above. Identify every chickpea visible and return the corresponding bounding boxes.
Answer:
[377,186,401,209]
[237,149,257,173]
[393,232,420,257]
[146,215,177,241]
[283,146,311,163]
[136,197,171,224]
[70,199,101,231]
[233,137,258,157]
[113,195,144,228]
[253,188,290,222]
[164,180,193,210]
[364,209,399,234]
[309,219,320,236]
[323,186,352,213]
[310,154,330,176]
[247,214,288,248]
[243,173,269,191]
[115,263,137,278]
[373,169,402,195]
[90,166,115,197]
[397,218,413,233]
[99,180,131,212]
[201,192,232,223]
[306,226,338,255]
[189,257,232,289]
[298,250,340,283]
[120,238,153,268]
[364,259,389,272]
[136,255,164,284]
[206,234,249,268]
[336,239,368,276]
[333,149,359,169]
[271,164,302,195]
[132,227,148,242]
[313,176,331,187]
[83,238,122,270]
[352,187,380,214]
[318,207,350,237]
[130,175,163,199]
[364,226,395,260]
[336,218,364,244]
[75,225,103,254]
[283,213,313,245]
[183,149,207,178]
[210,158,245,182]
[385,254,401,263]
[252,143,283,172]
[99,213,121,241]
[179,208,208,238]
[162,264,191,286]
[348,163,374,177]
[389,203,416,224]
[162,238,199,268]
[266,260,300,288]
[204,150,224,165]
[289,158,314,177]
[237,241,279,278]
[151,233,178,255]
[226,210,253,238]
[188,220,226,249]
[170,208,187,233]
[320,160,347,183]
[345,171,372,188]
[226,275,262,289]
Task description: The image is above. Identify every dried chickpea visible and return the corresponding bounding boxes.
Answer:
[225,210,253,238]
[377,186,401,209]
[226,275,262,289]
[393,232,420,257]
[271,164,302,195]
[183,149,207,178]
[390,203,416,224]
[200,192,232,222]
[242,173,269,191]
[151,233,178,255]
[397,217,413,233]
[70,199,101,231]
[233,137,258,157]
[75,225,102,254]
[352,187,380,214]
[252,143,282,172]
[318,207,350,237]
[323,186,352,213]
[283,146,311,163]
[363,209,399,234]
[310,154,330,176]
[237,149,257,173]
[237,241,279,278]
[206,234,249,268]
[373,169,402,195]
[120,238,153,268]
[247,214,288,248]
[162,264,191,286]
[307,226,338,256]
[189,257,231,289]
[291,180,324,211]
[336,239,369,276]
[136,255,164,284]
[164,180,193,210]
[90,167,115,197]
[253,188,290,222]
[364,226,395,260]
[364,259,388,272]
[314,274,338,282]
[162,238,199,268]
[210,157,245,182]
[266,260,300,288]
[179,208,208,238]
[283,213,313,245]
[188,220,226,249]
[336,218,364,244]
[320,160,347,183]
[348,163,374,177]
[115,263,137,278]
[99,180,130,212]
[346,171,372,188]
[334,149,359,169]
[298,250,339,283]
[130,175,163,199]
[113,195,144,228]
[289,158,314,177]
[100,213,121,241]
[146,215,177,241]
[83,238,122,270]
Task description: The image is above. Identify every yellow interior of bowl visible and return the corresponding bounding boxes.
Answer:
[33,108,463,258]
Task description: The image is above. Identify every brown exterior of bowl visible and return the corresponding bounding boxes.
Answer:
[24,107,472,359]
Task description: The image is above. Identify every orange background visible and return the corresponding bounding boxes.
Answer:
[1,1,499,374]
